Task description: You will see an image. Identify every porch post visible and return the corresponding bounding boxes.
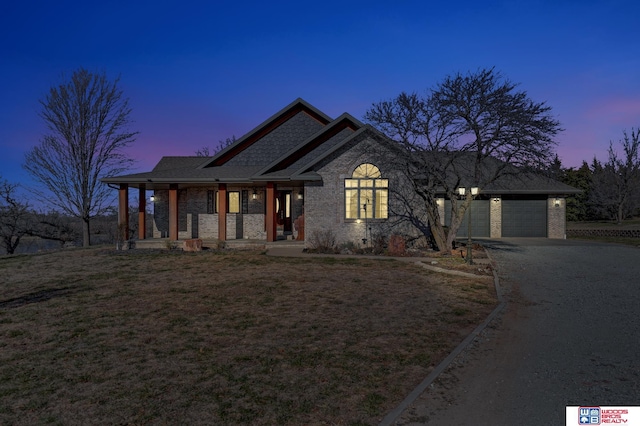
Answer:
[138,185,146,240]
[118,184,129,242]
[266,182,276,242]
[218,183,227,241]
[169,184,179,240]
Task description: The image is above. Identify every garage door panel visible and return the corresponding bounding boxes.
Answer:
[502,200,547,237]
[445,200,490,238]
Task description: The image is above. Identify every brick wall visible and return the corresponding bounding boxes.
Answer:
[152,186,269,240]
[547,197,566,239]
[490,197,502,238]
[305,135,419,248]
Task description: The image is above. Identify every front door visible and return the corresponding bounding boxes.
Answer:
[276,191,292,233]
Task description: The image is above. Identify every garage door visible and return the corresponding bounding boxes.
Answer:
[502,199,547,237]
[445,199,490,238]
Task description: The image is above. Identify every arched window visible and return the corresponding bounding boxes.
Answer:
[345,163,388,219]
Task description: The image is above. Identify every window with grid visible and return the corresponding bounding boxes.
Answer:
[344,163,388,219]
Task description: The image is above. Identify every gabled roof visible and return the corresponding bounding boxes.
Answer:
[200,98,332,168]
[253,113,363,177]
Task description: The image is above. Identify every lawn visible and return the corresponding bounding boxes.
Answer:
[0,248,497,425]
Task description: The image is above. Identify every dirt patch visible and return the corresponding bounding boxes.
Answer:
[0,247,497,425]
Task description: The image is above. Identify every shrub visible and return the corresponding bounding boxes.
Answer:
[372,233,387,255]
[337,241,360,254]
[308,229,336,253]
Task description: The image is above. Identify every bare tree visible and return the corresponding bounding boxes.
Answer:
[589,129,640,223]
[195,135,237,156]
[29,211,81,248]
[23,69,137,247]
[365,68,561,251]
[0,178,32,255]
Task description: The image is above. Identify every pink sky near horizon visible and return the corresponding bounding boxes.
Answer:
[2,0,639,192]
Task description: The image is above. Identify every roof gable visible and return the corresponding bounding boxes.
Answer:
[201,98,331,168]
[254,113,362,176]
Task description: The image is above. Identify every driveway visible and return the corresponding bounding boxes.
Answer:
[394,238,640,425]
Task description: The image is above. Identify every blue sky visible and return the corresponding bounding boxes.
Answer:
[2,0,639,192]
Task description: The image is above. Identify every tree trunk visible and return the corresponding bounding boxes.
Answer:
[3,236,18,255]
[425,198,470,252]
[83,217,91,247]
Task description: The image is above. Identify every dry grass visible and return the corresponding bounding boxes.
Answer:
[0,248,497,425]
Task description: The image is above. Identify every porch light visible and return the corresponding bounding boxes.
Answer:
[252,189,257,200]
[555,198,561,207]
[297,190,303,200]
[458,187,466,196]
[150,195,156,202]
[493,197,500,203]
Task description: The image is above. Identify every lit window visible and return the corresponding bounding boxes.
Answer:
[345,163,388,219]
[228,191,240,213]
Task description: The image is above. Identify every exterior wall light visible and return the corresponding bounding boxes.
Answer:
[555,198,561,207]
[252,189,257,200]
[493,197,500,203]
[297,190,303,200]
[150,195,156,202]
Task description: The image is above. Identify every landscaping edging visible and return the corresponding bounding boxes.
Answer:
[567,229,640,238]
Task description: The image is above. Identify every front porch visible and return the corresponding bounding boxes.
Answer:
[114,182,305,245]
[132,238,305,251]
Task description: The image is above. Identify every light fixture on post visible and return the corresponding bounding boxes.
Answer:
[362,201,368,246]
[458,186,479,265]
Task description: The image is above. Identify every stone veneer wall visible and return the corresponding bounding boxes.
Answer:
[490,197,502,238]
[305,136,418,248]
[152,186,269,240]
[547,196,566,239]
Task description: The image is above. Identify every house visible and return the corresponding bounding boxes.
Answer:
[102,98,579,247]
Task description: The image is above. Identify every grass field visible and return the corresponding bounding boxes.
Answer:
[0,248,497,425]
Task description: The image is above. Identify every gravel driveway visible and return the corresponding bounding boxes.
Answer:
[394,238,640,425]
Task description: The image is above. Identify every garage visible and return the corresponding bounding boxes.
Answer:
[445,199,490,238]
[502,198,547,237]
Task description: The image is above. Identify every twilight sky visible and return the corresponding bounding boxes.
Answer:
[2,0,639,192]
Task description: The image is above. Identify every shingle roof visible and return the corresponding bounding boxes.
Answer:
[223,111,326,167]
[102,98,579,195]
[485,173,580,194]
[152,157,208,171]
